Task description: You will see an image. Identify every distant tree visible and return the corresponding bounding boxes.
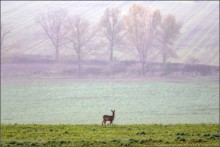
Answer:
[0,23,12,49]
[0,23,21,61]
[160,14,181,66]
[37,9,67,62]
[99,7,124,66]
[124,4,161,77]
[65,15,95,77]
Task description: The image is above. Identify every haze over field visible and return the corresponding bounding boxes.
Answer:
[1,1,219,127]
[1,1,219,66]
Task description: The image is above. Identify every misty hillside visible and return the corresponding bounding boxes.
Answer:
[1,1,219,66]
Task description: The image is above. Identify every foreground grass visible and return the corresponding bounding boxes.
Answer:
[1,124,219,146]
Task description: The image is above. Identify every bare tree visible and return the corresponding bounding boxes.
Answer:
[0,23,20,61]
[124,4,161,77]
[160,14,181,66]
[65,15,95,77]
[37,9,67,62]
[1,23,12,49]
[100,7,124,64]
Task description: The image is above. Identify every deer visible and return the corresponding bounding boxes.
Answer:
[102,110,115,126]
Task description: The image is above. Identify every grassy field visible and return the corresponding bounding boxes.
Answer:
[2,80,219,124]
[1,124,219,146]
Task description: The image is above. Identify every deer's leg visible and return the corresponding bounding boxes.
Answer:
[102,120,105,126]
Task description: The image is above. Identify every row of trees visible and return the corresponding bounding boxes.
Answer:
[1,4,182,77]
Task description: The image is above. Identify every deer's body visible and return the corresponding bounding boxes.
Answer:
[102,110,115,126]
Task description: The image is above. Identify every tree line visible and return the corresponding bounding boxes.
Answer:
[1,4,182,77]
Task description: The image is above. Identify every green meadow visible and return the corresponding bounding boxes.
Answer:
[1,124,219,146]
[2,81,219,124]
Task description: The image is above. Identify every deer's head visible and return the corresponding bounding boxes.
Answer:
[111,110,115,115]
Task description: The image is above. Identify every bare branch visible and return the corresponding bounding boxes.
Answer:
[36,8,67,62]
[123,4,161,76]
[160,14,182,64]
[1,23,13,49]
[65,15,96,77]
[99,7,124,62]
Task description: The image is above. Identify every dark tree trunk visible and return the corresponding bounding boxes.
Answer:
[109,42,113,75]
[142,61,145,77]
[56,46,59,62]
[78,55,81,77]
[77,53,81,78]
[162,43,167,75]
[110,43,113,62]
[163,54,166,65]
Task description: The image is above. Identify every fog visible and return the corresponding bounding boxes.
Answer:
[1,1,219,78]
[1,1,219,125]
